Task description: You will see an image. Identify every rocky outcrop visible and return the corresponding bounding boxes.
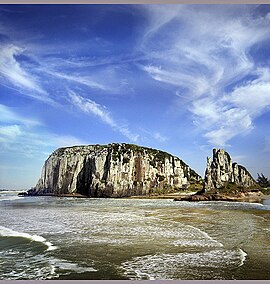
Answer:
[28,143,202,197]
[204,149,256,191]
[174,190,263,203]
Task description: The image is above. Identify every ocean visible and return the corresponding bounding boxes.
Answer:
[0,190,269,280]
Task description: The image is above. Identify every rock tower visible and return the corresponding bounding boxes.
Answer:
[204,149,256,191]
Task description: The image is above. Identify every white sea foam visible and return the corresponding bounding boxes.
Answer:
[238,248,247,267]
[205,201,265,209]
[186,225,223,247]
[49,259,97,273]
[0,245,97,280]
[0,226,57,251]
[0,195,20,202]
[170,223,223,248]
[0,254,97,280]
[149,217,223,248]
[121,248,248,280]
[0,253,58,280]
[55,209,224,249]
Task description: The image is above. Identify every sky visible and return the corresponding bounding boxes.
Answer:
[1,4,270,189]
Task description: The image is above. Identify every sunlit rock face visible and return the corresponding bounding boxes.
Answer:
[204,149,256,191]
[30,143,202,197]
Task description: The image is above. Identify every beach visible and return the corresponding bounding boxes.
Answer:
[0,191,269,280]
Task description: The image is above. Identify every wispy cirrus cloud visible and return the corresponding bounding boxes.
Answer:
[0,40,139,143]
[0,124,21,143]
[0,44,54,103]
[141,64,211,99]
[39,62,135,96]
[0,104,88,189]
[0,104,41,127]
[0,104,87,158]
[139,127,168,144]
[139,5,270,146]
[153,132,168,143]
[227,68,270,116]
[264,136,270,152]
[0,39,139,143]
[43,69,108,91]
[68,90,139,142]
[191,67,270,145]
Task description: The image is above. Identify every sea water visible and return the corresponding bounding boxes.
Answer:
[0,191,269,280]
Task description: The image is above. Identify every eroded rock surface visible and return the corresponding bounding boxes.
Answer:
[29,143,202,197]
[204,149,256,191]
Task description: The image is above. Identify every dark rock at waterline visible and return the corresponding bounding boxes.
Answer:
[18,192,28,196]
[174,194,237,202]
[18,191,89,198]
[174,190,264,202]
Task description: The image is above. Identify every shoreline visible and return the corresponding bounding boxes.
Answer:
[18,192,89,198]
[18,191,270,203]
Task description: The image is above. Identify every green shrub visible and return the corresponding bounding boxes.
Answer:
[257,173,270,188]
[123,157,130,164]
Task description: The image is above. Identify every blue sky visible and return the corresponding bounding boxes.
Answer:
[1,4,270,189]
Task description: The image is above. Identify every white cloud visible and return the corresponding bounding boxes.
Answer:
[190,98,220,127]
[153,132,168,143]
[228,70,270,116]
[45,70,108,91]
[140,5,184,50]
[140,5,270,146]
[53,135,87,147]
[230,154,247,163]
[137,127,168,144]
[0,102,89,189]
[68,90,115,125]
[0,104,41,127]
[0,104,86,159]
[196,105,253,146]
[142,64,210,98]
[68,90,139,142]
[191,97,254,147]
[0,44,50,101]
[0,125,21,142]
[264,136,270,152]
[199,68,270,146]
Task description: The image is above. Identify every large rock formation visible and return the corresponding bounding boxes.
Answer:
[28,143,202,197]
[204,149,256,191]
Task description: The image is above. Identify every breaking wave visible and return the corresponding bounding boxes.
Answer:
[0,226,57,251]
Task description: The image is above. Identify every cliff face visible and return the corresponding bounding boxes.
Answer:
[30,143,202,197]
[204,149,256,191]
